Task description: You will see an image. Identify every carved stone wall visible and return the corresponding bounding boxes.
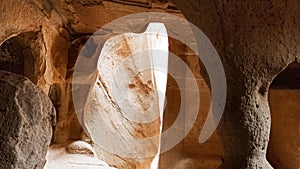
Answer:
[0,0,299,169]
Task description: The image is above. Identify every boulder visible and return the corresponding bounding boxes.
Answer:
[83,23,168,169]
[0,71,56,169]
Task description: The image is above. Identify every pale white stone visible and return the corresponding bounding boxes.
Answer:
[84,23,168,169]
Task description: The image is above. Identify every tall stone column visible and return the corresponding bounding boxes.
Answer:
[169,0,300,168]
[219,79,273,168]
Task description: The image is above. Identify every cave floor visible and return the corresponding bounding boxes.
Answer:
[44,143,117,169]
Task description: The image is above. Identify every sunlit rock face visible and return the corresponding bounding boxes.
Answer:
[1,1,299,169]
[84,23,168,169]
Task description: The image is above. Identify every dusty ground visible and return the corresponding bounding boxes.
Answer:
[44,141,117,169]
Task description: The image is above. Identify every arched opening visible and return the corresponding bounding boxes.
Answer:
[49,10,219,169]
[159,36,222,169]
[267,61,300,169]
[0,31,45,84]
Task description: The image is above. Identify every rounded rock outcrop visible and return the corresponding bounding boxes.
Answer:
[0,71,56,169]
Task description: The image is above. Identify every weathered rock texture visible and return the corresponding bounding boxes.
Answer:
[0,31,46,85]
[0,71,56,169]
[83,23,168,169]
[168,0,300,168]
[0,0,299,169]
[1,0,181,145]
